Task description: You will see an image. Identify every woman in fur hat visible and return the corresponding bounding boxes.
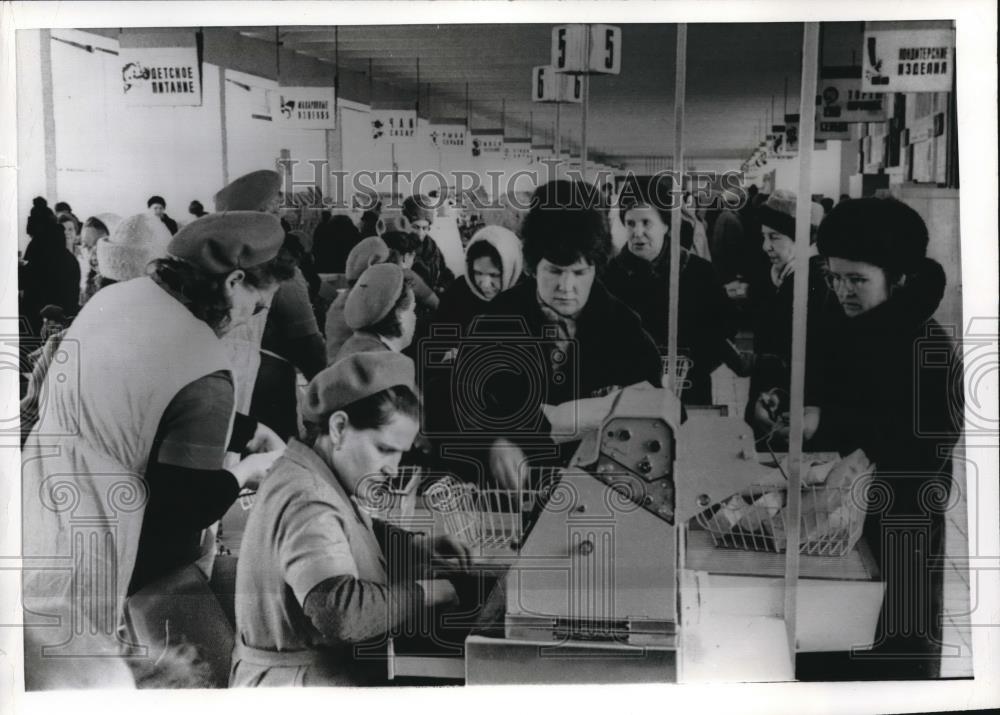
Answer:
[21,212,296,679]
[795,197,963,681]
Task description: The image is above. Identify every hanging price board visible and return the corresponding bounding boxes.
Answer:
[862,27,955,93]
[532,65,584,103]
[551,24,621,75]
[371,109,417,143]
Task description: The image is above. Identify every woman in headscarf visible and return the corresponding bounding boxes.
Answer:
[21,212,293,674]
[432,224,524,336]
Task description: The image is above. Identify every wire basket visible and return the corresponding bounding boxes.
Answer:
[694,478,872,557]
[356,466,425,521]
[661,355,694,398]
[423,478,541,551]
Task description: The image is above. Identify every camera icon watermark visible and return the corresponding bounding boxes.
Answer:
[914,318,997,442]
[1,329,81,442]
[417,317,581,440]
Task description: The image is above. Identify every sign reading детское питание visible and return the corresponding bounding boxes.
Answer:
[119,34,202,106]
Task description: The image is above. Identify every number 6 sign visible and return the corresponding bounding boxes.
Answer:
[551,24,621,75]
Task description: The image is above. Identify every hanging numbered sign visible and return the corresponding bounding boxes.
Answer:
[551,24,621,75]
[532,65,584,103]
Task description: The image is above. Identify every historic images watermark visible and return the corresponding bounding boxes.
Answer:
[274,158,750,213]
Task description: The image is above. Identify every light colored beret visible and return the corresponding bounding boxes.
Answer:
[344,262,406,330]
[345,236,390,282]
[302,350,416,421]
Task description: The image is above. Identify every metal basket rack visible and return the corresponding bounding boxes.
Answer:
[693,478,872,557]
[661,355,694,398]
[423,478,542,551]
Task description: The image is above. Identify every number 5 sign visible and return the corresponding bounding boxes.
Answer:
[551,24,621,75]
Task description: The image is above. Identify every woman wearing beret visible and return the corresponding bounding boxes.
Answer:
[336,263,418,362]
[21,211,293,666]
[795,198,963,680]
[602,175,736,405]
[231,351,471,687]
[744,190,843,449]
[441,181,663,489]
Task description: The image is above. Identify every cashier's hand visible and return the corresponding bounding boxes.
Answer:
[420,534,474,573]
[230,449,283,490]
[245,422,285,454]
[753,390,789,437]
[417,579,460,609]
[490,438,527,491]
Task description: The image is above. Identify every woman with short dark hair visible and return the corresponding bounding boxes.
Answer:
[796,197,963,681]
[444,180,662,488]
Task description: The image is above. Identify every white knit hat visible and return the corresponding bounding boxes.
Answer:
[96,213,172,281]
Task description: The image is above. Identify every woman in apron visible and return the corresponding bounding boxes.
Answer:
[21,211,291,680]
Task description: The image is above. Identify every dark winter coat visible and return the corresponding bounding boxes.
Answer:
[804,257,962,679]
[602,243,734,405]
[421,278,662,482]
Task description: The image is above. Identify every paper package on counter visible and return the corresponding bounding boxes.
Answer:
[769,449,875,552]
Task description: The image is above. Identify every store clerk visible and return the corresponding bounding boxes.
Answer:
[231,351,471,687]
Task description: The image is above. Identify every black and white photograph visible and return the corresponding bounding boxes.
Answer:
[1,2,997,713]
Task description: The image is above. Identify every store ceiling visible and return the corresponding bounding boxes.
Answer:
[235,23,864,163]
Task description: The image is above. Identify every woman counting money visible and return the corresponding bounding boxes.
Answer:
[231,351,471,687]
[21,211,292,669]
